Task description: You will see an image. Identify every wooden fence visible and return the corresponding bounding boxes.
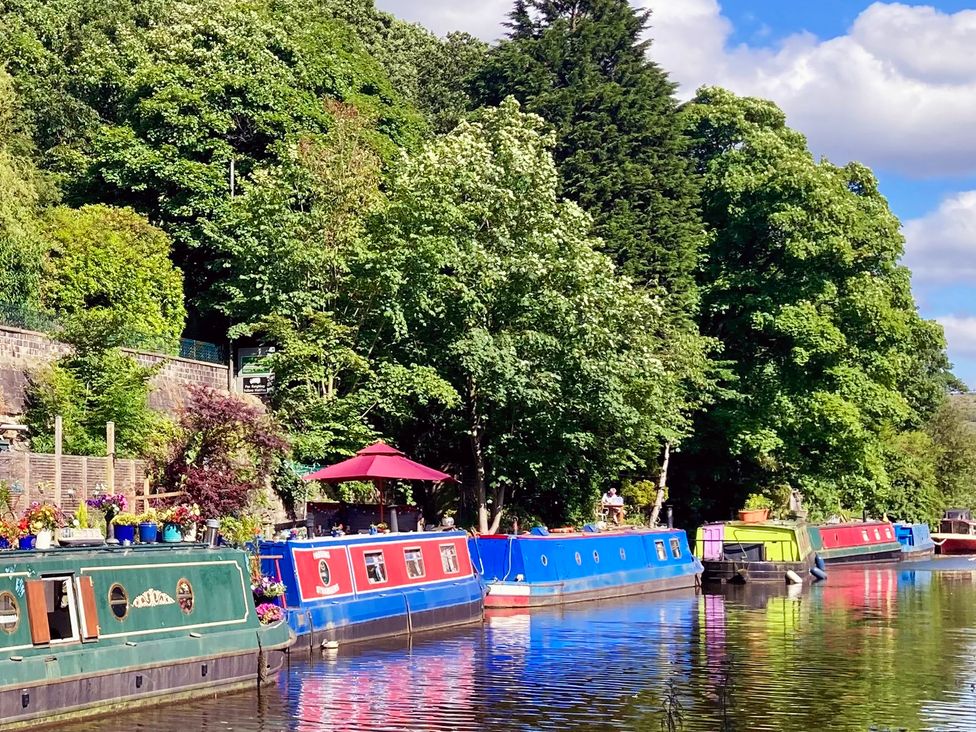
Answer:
[0,451,183,516]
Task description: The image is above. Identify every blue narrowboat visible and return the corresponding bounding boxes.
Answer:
[469,527,702,608]
[894,522,936,559]
[260,530,484,647]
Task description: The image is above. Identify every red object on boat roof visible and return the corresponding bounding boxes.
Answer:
[302,442,455,483]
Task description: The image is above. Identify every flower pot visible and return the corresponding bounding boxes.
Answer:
[162,523,183,543]
[184,524,198,543]
[0,537,9,550]
[35,529,54,550]
[738,508,769,523]
[138,523,158,543]
[18,535,36,550]
[115,525,136,544]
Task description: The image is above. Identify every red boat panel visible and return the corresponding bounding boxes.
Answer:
[818,521,896,550]
[292,546,356,602]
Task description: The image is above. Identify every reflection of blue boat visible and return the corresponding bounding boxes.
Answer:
[470,528,702,608]
[894,523,936,559]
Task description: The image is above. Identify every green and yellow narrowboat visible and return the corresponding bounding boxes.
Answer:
[695,521,815,583]
[0,543,292,729]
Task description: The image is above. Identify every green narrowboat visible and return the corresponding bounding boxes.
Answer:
[0,544,293,729]
[695,521,815,582]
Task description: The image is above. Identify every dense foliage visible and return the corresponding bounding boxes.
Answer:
[0,0,966,526]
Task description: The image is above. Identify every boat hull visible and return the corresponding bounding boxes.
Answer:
[261,531,485,648]
[816,545,903,564]
[701,559,812,584]
[472,528,702,609]
[932,535,976,555]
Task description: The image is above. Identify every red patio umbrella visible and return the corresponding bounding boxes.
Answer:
[303,441,455,523]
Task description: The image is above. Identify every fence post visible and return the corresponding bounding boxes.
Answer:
[54,416,63,507]
[22,451,30,506]
[142,476,150,513]
[81,457,88,506]
[106,422,115,494]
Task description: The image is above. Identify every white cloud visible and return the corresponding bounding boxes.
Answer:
[937,315,976,357]
[903,191,976,284]
[375,0,511,41]
[643,0,976,177]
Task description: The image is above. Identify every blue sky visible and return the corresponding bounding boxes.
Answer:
[376,0,976,388]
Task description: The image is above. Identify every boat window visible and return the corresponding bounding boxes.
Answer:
[110,584,129,620]
[440,544,460,574]
[29,577,81,644]
[670,538,682,559]
[404,547,426,579]
[318,559,331,587]
[364,551,388,584]
[0,591,19,634]
[885,528,892,539]
[873,528,880,540]
[574,552,582,566]
[619,548,626,561]
[176,579,194,615]
[593,550,600,564]
[655,540,667,561]
[861,530,869,542]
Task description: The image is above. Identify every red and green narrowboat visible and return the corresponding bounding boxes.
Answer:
[807,520,902,564]
[0,544,292,729]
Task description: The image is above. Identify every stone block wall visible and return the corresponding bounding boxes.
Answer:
[0,325,229,416]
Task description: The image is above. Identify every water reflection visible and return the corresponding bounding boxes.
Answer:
[59,565,976,732]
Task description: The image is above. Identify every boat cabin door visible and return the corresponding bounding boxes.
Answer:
[701,524,724,560]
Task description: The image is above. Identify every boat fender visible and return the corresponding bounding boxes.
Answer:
[785,570,803,585]
[321,640,340,651]
[810,566,827,582]
[814,554,826,571]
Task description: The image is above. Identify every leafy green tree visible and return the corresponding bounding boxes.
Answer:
[676,87,956,520]
[375,99,700,532]
[41,204,186,349]
[471,0,704,320]
[0,69,47,314]
[927,398,976,509]
[25,312,164,457]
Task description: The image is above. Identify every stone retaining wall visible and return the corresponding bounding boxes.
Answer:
[0,325,229,415]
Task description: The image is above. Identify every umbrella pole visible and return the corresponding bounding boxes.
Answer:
[378,479,385,524]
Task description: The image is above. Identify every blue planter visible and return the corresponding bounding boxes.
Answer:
[115,525,136,544]
[0,537,9,550]
[138,523,158,543]
[18,535,35,550]
[162,523,183,543]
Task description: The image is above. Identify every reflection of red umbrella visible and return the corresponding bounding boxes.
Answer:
[303,442,455,522]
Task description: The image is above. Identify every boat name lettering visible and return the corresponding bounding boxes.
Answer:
[132,589,176,608]
[312,551,331,559]
[316,584,341,596]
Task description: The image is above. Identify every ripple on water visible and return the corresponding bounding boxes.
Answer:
[58,564,976,731]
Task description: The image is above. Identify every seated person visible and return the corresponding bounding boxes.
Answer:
[601,487,625,524]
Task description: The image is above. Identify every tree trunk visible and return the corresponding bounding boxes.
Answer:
[469,377,491,534]
[649,442,671,527]
[487,483,505,534]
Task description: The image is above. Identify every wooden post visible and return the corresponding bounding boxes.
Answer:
[142,475,150,513]
[106,422,115,494]
[22,450,30,506]
[81,457,88,505]
[54,415,63,507]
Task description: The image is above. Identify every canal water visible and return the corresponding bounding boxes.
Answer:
[66,559,976,731]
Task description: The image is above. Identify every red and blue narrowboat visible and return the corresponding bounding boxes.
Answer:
[469,527,702,608]
[260,531,484,647]
[807,521,902,564]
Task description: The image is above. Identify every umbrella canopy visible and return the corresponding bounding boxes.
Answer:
[302,441,455,483]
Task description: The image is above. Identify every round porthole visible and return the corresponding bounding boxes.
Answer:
[319,559,331,586]
[620,548,626,561]
[109,584,129,620]
[574,552,582,566]
[177,579,194,615]
[540,554,548,566]
[0,591,19,634]
[593,551,600,564]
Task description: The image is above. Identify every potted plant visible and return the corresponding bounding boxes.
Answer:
[0,519,20,550]
[251,575,286,604]
[111,512,140,544]
[159,504,201,543]
[21,502,65,549]
[739,494,773,523]
[138,509,159,543]
[86,493,128,543]
[255,602,284,625]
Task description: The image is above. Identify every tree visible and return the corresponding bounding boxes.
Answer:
[24,311,164,457]
[676,87,956,520]
[41,204,186,349]
[375,99,700,533]
[471,0,704,321]
[153,385,288,518]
